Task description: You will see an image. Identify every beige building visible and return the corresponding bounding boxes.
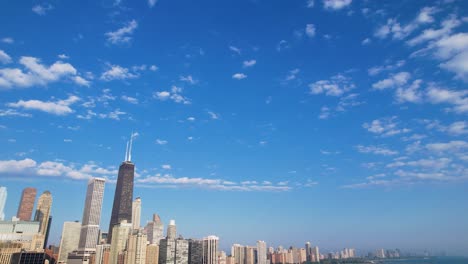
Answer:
[58,221,82,263]
[145,244,159,264]
[132,198,141,230]
[109,221,132,264]
[0,242,22,264]
[125,229,147,264]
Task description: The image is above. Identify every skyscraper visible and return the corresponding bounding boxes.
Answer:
[146,244,159,264]
[0,186,7,220]
[159,238,189,264]
[126,229,147,264]
[108,137,136,242]
[34,191,52,236]
[231,244,244,264]
[305,242,311,262]
[313,247,320,263]
[78,177,106,251]
[145,214,164,245]
[167,220,176,239]
[256,241,267,264]
[132,197,141,230]
[17,187,37,221]
[188,239,203,264]
[58,221,82,263]
[109,220,132,264]
[202,236,219,264]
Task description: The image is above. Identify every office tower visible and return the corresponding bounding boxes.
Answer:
[109,220,132,264]
[146,244,159,264]
[166,220,176,239]
[132,197,141,230]
[145,214,164,245]
[257,241,267,264]
[78,178,106,251]
[9,252,56,264]
[95,244,111,264]
[376,249,385,258]
[313,247,320,263]
[0,186,6,221]
[231,244,244,264]
[202,236,218,264]
[34,191,52,237]
[0,242,22,264]
[108,137,135,242]
[159,238,189,264]
[17,187,37,221]
[188,239,202,264]
[58,221,81,263]
[305,242,311,262]
[126,229,147,264]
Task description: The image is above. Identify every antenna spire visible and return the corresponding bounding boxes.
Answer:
[128,132,134,162]
[125,141,129,161]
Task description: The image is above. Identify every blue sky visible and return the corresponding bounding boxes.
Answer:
[0,0,468,256]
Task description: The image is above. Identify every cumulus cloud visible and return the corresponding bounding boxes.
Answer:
[305,24,316,38]
[7,95,80,116]
[372,72,411,90]
[363,116,410,137]
[155,139,168,145]
[105,20,138,45]
[121,95,138,104]
[232,73,247,80]
[0,50,12,64]
[32,3,53,15]
[309,74,355,96]
[0,56,89,89]
[207,111,220,120]
[323,0,352,10]
[1,38,14,44]
[180,75,198,84]
[100,64,138,81]
[148,0,157,8]
[229,46,241,55]
[153,86,190,104]
[243,60,256,68]
[356,145,398,156]
[425,86,468,114]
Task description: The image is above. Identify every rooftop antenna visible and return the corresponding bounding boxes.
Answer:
[125,141,129,161]
[128,131,134,162]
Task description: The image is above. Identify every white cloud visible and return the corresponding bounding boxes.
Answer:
[0,109,32,117]
[309,74,355,96]
[446,121,468,135]
[232,73,247,80]
[368,60,405,76]
[121,95,138,104]
[105,20,138,45]
[100,64,138,81]
[276,40,289,52]
[58,54,69,59]
[0,56,89,89]
[161,164,171,170]
[180,75,197,84]
[361,38,371,45]
[395,79,423,103]
[1,38,14,44]
[229,46,241,55]
[32,4,53,15]
[307,0,314,8]
[363,116,410,137]
[64,139,72,143]
[148,0,157,8]
[305,24,316,38]
[426,140,468,153]
[323,0,352,10]
[372,72,411,90]
[72,76,90,87]
[440,51,468,81]
[0,159,36,173]
[243,60,256,68]
[285,68,300,81]
[356,145,398,156]
[426,86,468,113]
[407,16,461,46]
[155,139,168,145]
[7,95,80,116]
[98,109,126,120]
[207,111,220,120]
[187,117,196,122]
[153,86,190,104]
[0,50,12,64]
[149,65,158,71]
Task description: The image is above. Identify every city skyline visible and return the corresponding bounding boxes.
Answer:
[1,0,468,258]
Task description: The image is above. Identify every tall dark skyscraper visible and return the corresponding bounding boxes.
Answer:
[108,135,135,242]
[17,187,37,221]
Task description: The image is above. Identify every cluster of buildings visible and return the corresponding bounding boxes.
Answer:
[368,249,401,259]
[0,138,362,264]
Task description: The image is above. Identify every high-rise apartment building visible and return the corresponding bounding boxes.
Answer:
[33,191,52,249]
[95,244,111,264]
[231,244,244,264]
[146,244,159,264]
[78,178,106,251]
[188,239,202,264]
[166,220,176,240]
[16,187,37,221]
[202,236,218,264]
[57,221,81,263]
[0,187,6,221]
[109,220,132,264]
[257,241,267,264]
[245,246,255,264]
[305,242,311,262]
[159,238,189,264]
[145,214,164,245]
[125,229,147,264]
[313,247,320,263]
[132,197,141,230]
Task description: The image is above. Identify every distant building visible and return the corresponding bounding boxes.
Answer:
[95,244,111,264]
[305,242,311,262]
[202,236,218,264]
[17,187,37,221]
[159,238,189,264]
[167,220,176,240]
[132,198,142,230]
[79,178,106,251]
[218,251,226,264]
[313,247,320,263]
[146,244,159,264]
[10,251,57,264]
[58,221,81,263]
[34,191,53,243]
[257,241,267,264]
[0,187,6,221]
[125,229,147,264]
[146,214,164,245]
[188,239,202,264]
[0,242,22,264]
[245,246,255,264]
[109,220,132,264]
[0,219,44,250]
[231,244,244,264]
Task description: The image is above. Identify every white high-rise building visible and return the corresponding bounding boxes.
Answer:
[132,197,142,230]
[257,241,267,264]
[126,229,147,264]
[313,247,320,263]
[202,236,219,264]
[231,244,244,264]
[78,178,106,251]
[109,220,132,264]
[145,214,164,245]
[58,221,81,263]
[0,187,6,220]
[166,220,176,239]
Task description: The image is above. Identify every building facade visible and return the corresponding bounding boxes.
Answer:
[16,187,37,221]
[58,221,81,263]
[79,178,106,251]
[125,229,147,264]
[132,197,141,230]
[109,220,132,264]
[145,214,164,245]
[0,187,6,221]
[202,236,218,264]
